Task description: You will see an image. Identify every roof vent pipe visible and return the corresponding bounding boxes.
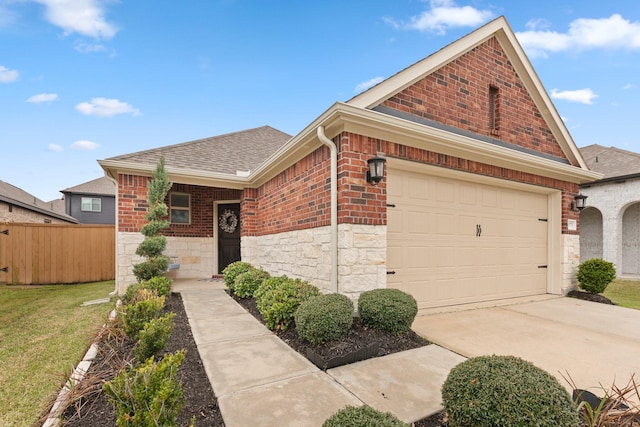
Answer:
[316,126,338,293]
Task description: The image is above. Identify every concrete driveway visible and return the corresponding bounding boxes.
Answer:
[412,295,640,394]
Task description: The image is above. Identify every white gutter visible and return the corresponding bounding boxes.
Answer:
[316,126,338,293]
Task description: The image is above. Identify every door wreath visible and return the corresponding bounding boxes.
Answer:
[219,209,238,233]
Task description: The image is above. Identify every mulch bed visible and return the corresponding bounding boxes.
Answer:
[567,289,616,305]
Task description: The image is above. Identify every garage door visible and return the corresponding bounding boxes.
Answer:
[387,166,548,309]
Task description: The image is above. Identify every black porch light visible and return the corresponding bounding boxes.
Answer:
[366,156,386,185]
[572,194,588,211]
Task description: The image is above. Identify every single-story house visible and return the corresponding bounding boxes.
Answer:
[0,179,77,224]
[99,16,601,310]
[579,144,640,276]
[60,176,116,224]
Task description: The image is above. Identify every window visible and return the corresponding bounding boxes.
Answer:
[489,85,500,134]
[81,197,102,212]
[170,193,190,224]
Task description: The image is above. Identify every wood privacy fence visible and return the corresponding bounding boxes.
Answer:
[0,222,115,285]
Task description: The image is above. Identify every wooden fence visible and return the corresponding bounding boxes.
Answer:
[0,222,115,285]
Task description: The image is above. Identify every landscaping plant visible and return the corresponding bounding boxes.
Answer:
[233,267,271,298]
[322,405,410,427]
[104,350,186,427]
[135,312,175,362]
[254,275,320,331]
[141,276,173,298]
[442,355,580,427]
[132,157,172,282]
[295,293,354,345]
[358,288,418,334]
[222,261,253,294]
[577,258,617,294]
[120,292,166,339]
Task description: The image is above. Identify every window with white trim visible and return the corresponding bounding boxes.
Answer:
[170,193,190,224]
[81,197,102,212]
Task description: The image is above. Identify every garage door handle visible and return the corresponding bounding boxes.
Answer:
[387,271,396,275]
[538,265,548,269]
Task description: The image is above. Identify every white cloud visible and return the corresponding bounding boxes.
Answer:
[34,0,118,39]
[75,97,141,117]
[355,77,385,93]
[388,0,494,35]
[624,83,636,90]
[27,93,59,103]
[517,14,640,58]
[48,144,63,152]
[550,88,598,105]
[71,140,99,150]
[0,65,19,83]
[74,40,108,53]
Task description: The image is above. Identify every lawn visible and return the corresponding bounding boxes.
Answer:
[0,281,114,427]
[603,279,640,310]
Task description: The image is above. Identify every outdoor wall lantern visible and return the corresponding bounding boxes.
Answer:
[366,156,386,185]
[571,194,588,211]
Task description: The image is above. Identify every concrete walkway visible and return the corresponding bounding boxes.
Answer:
[173,279,465,426]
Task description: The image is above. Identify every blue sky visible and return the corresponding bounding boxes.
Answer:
[2,0,640,201]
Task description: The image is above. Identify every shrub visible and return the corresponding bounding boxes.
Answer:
[222,261,253,293]
[577,258,616,294]
[358,288,418,334]
[234,268,271,298]
[295,293,354,345]
[104,350,186,427]
[142,276,172,298]
[120,283,145,306]
[322,405,409,427]
[442,355,580,427]
[254,275,320,331]
[121,294,166,339]
[135,312,175,362]
[132,256,170,283]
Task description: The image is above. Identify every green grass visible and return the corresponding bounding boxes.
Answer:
[0,281,114,427]
[603,279,640,310]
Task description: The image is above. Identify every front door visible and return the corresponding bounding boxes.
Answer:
[217,203,241,273]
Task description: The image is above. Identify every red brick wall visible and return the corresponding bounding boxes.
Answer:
[117,174,241,236]
[382,37,567,160]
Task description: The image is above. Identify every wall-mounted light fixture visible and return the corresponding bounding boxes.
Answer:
[366,156,386,185]
[571,194,588,211]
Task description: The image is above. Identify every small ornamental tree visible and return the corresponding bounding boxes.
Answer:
[133,157,172,282]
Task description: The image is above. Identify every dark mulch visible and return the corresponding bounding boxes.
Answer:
[567,290,616,305]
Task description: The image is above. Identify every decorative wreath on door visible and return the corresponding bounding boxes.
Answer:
[219,209,238,234]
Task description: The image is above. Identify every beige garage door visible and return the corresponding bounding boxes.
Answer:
[387,167,548,309]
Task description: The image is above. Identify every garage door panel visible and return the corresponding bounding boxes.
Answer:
[387,168,548,309]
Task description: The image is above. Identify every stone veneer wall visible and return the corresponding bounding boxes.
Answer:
[116,232,214,293]
[242,224,386,303]
[561,234,580,294]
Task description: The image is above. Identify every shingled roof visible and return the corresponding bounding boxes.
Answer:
[105,126,292,175]
[579,144,640,181]
[61,176,115,196]
[0,180,77,223]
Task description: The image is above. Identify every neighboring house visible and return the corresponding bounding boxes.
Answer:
[579,144,640,276]
[99,16,600,310]
[0,180,77,224]
[60,176,116,224]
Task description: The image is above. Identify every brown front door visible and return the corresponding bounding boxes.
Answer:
[218,203,241,273]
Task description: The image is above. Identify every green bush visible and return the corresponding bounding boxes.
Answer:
[234,267,271,298]
[322,405,409,427]
[132,257,170,283]
[121,295,166,339]
[222,261,253,293]
[135,312,175,362]
[295,293,354,345]
[358,289,418,334]
[141,276,172,298]
[120,283,145,306]
[577,258,616,294]
[104,350,186,427]
[254,275,320,331]
[441,355,580,427]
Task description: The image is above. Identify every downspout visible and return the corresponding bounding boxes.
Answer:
[317,126,338,293]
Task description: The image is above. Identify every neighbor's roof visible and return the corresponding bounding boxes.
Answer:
[0,180,77,223]
[61,176,115,196]
[580,144,640,181]
[104,126,292,175]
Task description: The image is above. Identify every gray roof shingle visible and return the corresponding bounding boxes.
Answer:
[579,144,640,180]
[61,176,115,196]
[0,180,77,222]
[106,126,292,175]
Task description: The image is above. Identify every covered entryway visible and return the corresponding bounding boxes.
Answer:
[622,202,640,275]
[387,161,550,309]
[217,202,241,273]
[580,207,603,262]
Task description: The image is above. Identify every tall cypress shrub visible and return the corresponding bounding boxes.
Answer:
[133,157,172,282]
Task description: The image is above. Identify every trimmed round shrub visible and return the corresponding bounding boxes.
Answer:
[322,405,409,427]
[222,261,253,293]
[442,355,580,427]
[135,312,175,362]
[358,289,417,334]
[121,294,166,339]
[295,293,354,345]
[142,276,172,298]
[234,268,271,298]
[577,258,616,294]
[254,276,320,331]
